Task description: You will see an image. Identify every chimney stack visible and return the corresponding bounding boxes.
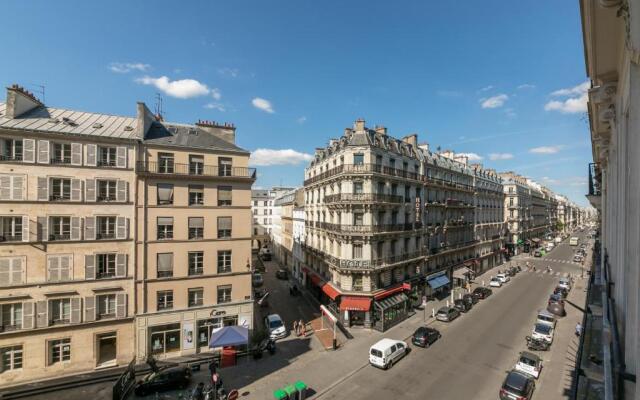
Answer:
[402,134,418,147]
[354,118,366,132]
[375,125,387,135]
[5,84,43,119]
[195,120,237,144]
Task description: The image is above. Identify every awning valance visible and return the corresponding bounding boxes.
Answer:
[340,296,371,311]
[427,275,450,289]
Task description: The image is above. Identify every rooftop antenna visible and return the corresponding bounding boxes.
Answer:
[154,92,164,120]
[28,83,45,104]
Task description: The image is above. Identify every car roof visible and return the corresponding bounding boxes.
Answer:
[372,338,402,348]
[266,314,282,322]
[438,306,451,312]
[505,370,530,388]
[520,351,541,362]
[538,310,555,318]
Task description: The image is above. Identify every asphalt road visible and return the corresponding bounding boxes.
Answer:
[318,232,590,400]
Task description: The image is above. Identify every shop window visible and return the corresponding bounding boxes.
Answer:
[149,323,180,355]
[197,316,237,349]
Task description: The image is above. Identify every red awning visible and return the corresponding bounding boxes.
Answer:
[340,296,372,312]
[321,283,341,300]
[374,285,406,300]
[402,282,412,290]
[309,273,323,286]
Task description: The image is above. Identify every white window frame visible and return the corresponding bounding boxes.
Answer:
[1,345,23,372]
[48,338,71,365]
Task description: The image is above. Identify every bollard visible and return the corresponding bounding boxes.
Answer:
[432,308,435,318]
[446,300,449,307]
[482,280,485,287]
[459,293,462,300]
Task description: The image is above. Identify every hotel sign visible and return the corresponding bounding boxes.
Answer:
[340,259,371,269]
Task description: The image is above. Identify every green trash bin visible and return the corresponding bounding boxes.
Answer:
[284,384,298,398]
[274,388,288,400]
[294,381,308,400]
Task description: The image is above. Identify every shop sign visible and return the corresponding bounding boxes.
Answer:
[182,321,194,350]
[415,197,421,214]
[340,259,371,269]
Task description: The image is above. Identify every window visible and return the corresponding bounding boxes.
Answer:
[157,217,173,240]
[353,244,363,259]
[97,180,117,201]
[253,209,258,215]
[49,217,71,241]
[157,183,174,205]
[158,153,174,173]
[263,201,268,207]
[0,216,22,241]
[353,154,364,165]
[189,185,204,205]
[404,186,411,203]
[97,294,116,319]
[217,251,232,273]
[1,139,23,161]
[352,275,363,291]
[263,209,267,215]
[377,182,385,194]
[157,253,173,278]
[49,339,71,364]
[375,155,383,165]
[1,345,22,372]
[157,290,173,310]
[218,157,232,177]
[218,186,232,206]
[52,143,71,164]
[49,299,71,325]
[217,217,232,238]
[217,285,232,304]
[188,217,204,240]
[509,197,514,206]
[0,303,22,331]
[99,147,116,167]
[150,323,181,355]
[391,184,398,196]
[96,216,116,240]
[188,252,203,275]
[96,254,116,279]
[50,178,71,201]
[354,213,364,226]
[188,288,204,307]
[189,155,204,175]
[353,182,363,194]
[263,218,267,224]
[46,255,71,282]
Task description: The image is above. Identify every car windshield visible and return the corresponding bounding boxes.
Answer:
[269,319,283,329]
[371,348,383,357]
[519,357,536,366]
[535,324,551,334]
[437,308,448,314]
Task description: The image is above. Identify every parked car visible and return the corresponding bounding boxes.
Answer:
[499,370,536,400]
[536,310,557,328]
[573,254,583,263]
[259,247,272,261]
[275,268,289,280]
[264,314,287,340]
[134,366,192,396]
[547,301,566,317]
[411,327,441,348]
[369,339,408,369]
[548,293,564,306]
[436,306,460,322]
[558,277,572,291]
[463,293,478,306]
[252,273,264,287]
[454,299,471,313]
[489,277,503,287]
[534,250,542,257]
[496,273,510,283]
[553,286,568,299]
[531,323,554,344]
[514,351,543,379]
[508,266,518,276]
[472,287,492,299]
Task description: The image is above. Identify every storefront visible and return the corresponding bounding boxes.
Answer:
[425,271,450,300]
[405,277,424,308]
[452,266,473,287]
[339,296,372,328]
[302,266,340,306]
[372,285,411,331]
[196,315,238,351]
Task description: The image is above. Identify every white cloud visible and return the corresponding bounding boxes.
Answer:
[135,76,215,99]
[297,116,307,124]
[218,68,239,78]
[109,62,150,73]
[203,103,225,112]
[252,97,275,114]
[544,81,589,114]
[480,94,508,109]
[479,85,494,92]
[211,88,222,100]
[489,153,514,161]
[517,83,536,90]
[457,152,483,161]
[250,149,312,166]
[529,145,563,154]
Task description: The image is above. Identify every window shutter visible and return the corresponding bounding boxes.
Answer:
[37,140,50,164]
[116,254,127,277]
[85,179,96,202]
[157,253,173,276]
[217,216,232,230]
[37,177,48,201]
[116,293,127,318]
[36,300,48,328]
[71,143,82,165]
[189,217,204,229]
[0,176,10,200]
[12,176,23,200]
[48,256,60,281]
[218,187,232,202]
[116,217,127,239]
[38,216,48,242]
[85,216,95,240]
[84,296,95,322]
[116,180,127,202]
[60,256,71,281]
[71,217,81,241]
[11,258,23,284]
[22,301,35,329]
[23,139,35,163]
[86,144,97,166]
[0,258,9,286]
[116,146,127,168]
[157,184,174,204]
[70,297,82,323]
[22,216,29,242]
[85,254,95,280]
[71,179,82,201]
[157,217,173,225]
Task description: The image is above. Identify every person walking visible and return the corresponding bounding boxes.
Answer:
[208,359,217,376]
[293,320,299,336]
[575,322,583,337]
[299,319,305,337]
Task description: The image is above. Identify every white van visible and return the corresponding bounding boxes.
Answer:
[569,237,579,246]
[369,338,408,369]
[536,310,556,328]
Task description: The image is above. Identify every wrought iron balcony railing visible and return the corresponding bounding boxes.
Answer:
[324,193,404,204]
[136,161,256,179]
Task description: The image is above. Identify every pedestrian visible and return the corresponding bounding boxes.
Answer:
[208,359,217,376]
[300,319,306,337]
[293,320,299,336]
[575,322,583,337]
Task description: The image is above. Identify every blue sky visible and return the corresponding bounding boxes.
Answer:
[0,1,591,206]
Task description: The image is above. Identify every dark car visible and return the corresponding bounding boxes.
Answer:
[499,370,535,400]
[472,287,492,300]
[553,286,568,298]
[134,366,191,397]
[463,293,478,306]
[548,293,564,306]
[507,267,517,277]
[275,268,289,280]
[547,301,566,317]
[252,273,264,287]
[454,298,471,313]
[411,327,441,348]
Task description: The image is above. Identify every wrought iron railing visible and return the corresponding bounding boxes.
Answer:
[137,161,256,179]
[324,193,404,204]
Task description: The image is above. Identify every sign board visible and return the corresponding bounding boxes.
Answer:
[339,259,371,269]
[182,321,194,350]
[415,197,421,215]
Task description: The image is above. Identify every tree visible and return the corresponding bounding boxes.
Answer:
[556,220,565,232]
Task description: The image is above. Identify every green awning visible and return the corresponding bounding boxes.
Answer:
[375,293,409,310]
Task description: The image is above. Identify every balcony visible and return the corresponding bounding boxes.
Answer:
[323,193,404,205]
[0,234,22,242]
[96,232,116,240]
[586,162,602,209]
[136,161,256,180]
[318,222,423,234]
[49,233,71,241]
[50,158,72,165]
[304,163,423,186]
[0,154,23,162]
